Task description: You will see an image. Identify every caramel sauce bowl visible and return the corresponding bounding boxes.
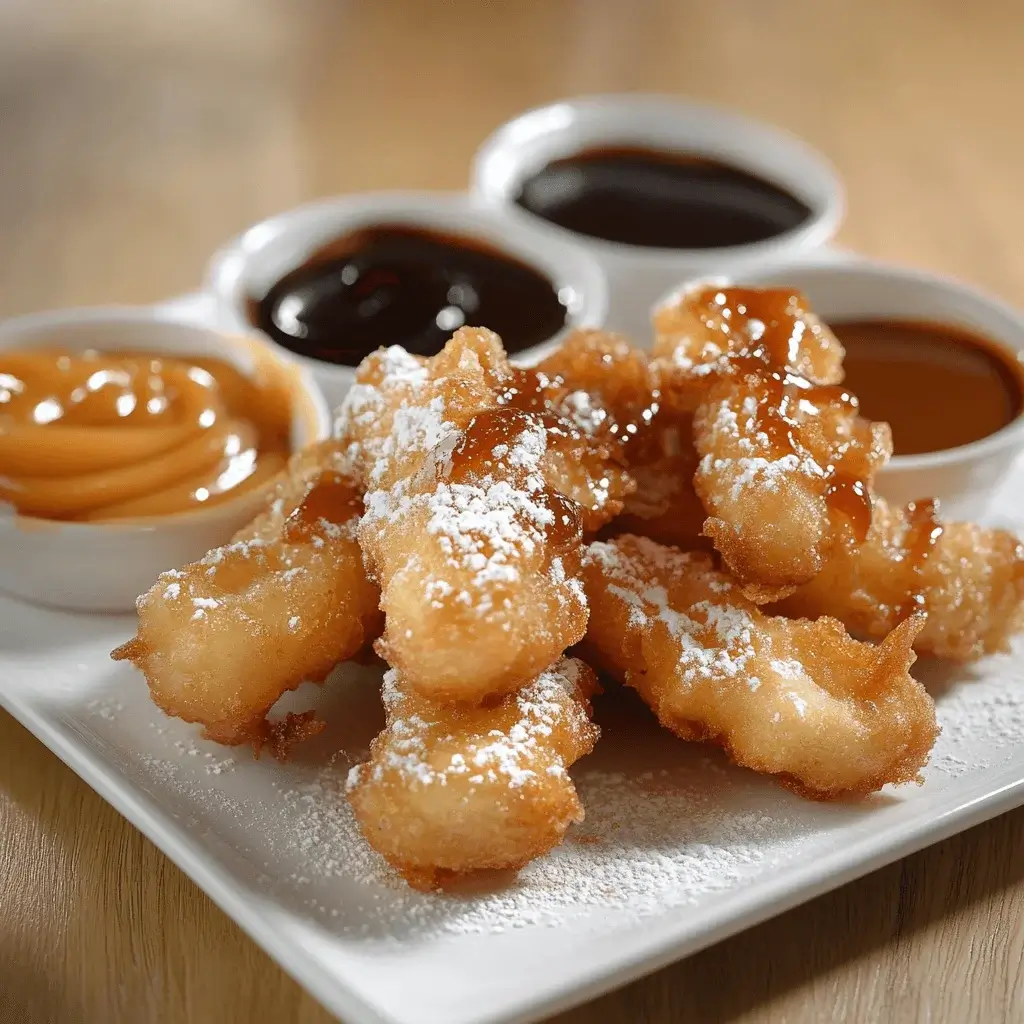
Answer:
[0,308,330,612]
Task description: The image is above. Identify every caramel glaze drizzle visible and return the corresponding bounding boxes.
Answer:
[443,406,584,554]
[496,363,662,462]
[697,286,875,545]
[282,471,363,543]
[894,498,944,620]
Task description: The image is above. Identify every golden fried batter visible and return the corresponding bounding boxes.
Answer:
[112,443,382,754]
[583,535,937,798]
[337,328,631,704]
[654,286,891,600]
[347,657,600,890]
[335,327,507,491]
[653,283,845,393]
[532,329,706,550]
[776,497,1024,660]
[692,371,891,601]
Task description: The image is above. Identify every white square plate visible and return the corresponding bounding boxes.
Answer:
[2,294,1023,1024]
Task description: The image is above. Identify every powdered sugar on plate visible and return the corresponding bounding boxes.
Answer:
[268,761,809,938]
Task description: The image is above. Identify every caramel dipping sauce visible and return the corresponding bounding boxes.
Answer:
[830,319,1024,456]
[253,225,570,366]
[0,349,291,522]
[514,146,812,249]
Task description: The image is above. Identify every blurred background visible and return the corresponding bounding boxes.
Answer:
[2,0,1022,315]
[3,2,1024,1022]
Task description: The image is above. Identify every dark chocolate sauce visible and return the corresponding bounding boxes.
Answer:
[253,225,569,366]
[514,146,812,249]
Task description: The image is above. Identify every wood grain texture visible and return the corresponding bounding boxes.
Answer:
[1,1,1023,1021]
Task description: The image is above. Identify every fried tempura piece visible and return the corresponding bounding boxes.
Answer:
[531,329,706,550]
[335,327,508,491]
[692,370,891,601]
[654,286,891,600]
[338,328,631,703]
[112,443,382,754]
[653,283,845,392]
[347,657,600,890]
[776,497,1024,660]
[582,536,937,798]
[361,408,594,703]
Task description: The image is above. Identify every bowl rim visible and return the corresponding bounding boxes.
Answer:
[0,304,330,535]
[470,93,845,264]
[650,256,1024,472]
[204,189,611,380]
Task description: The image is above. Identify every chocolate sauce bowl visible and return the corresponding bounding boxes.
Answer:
[473,95,844,339]
[207,193,608,407]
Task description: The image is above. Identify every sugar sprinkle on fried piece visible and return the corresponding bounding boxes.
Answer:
[347,656,600,890]
[112,442,382,752]
[337,327,631,703]
[582,535,938,798]
[653,285,891,600]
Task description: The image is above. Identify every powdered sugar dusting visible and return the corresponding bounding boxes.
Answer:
[272,764,808,935]
[364,406,585,617]
[348,661,586,793]
[588,538,761,685]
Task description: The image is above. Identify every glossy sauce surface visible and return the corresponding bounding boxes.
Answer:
[899,498,944,616]
[254,225,569,366]
[514,146,812,249]
[0,349,291,521]
[831,319,1024,456]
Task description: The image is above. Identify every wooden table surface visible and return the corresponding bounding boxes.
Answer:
[2,1,1023,1021]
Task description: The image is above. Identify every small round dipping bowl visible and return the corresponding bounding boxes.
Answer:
[205,191,609,409]
[654,258,1024,520]
[472,94,844,339]
[0,308,330,613]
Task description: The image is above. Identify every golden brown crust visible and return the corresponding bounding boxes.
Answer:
[336,328,630,704]
[346,657,600,889]
[111,444,381,752]
[775,497,1024,660]
[652,286,891,598]
[582,535,938,799]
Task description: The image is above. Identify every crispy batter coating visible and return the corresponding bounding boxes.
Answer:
[692,371,891,601]
[532,329,706,550]
[336,328,631,704]
[775,497,1024,660]
[582,536,937,798]
[347,657,600,890]
[610,399,707,550]
[654,286,891,601]
[652,283,845,393]
[335,327,507,491]
[112,442,382,754]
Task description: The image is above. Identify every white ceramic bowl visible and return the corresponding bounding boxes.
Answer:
[654,258,1024,520]
[0,308,330,613]
[205,191,610,409]
[471,94,845,340]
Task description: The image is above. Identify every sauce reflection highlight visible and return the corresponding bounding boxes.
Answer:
[254,225,570,366]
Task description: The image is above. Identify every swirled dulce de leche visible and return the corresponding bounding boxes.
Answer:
[0,349,291,521]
